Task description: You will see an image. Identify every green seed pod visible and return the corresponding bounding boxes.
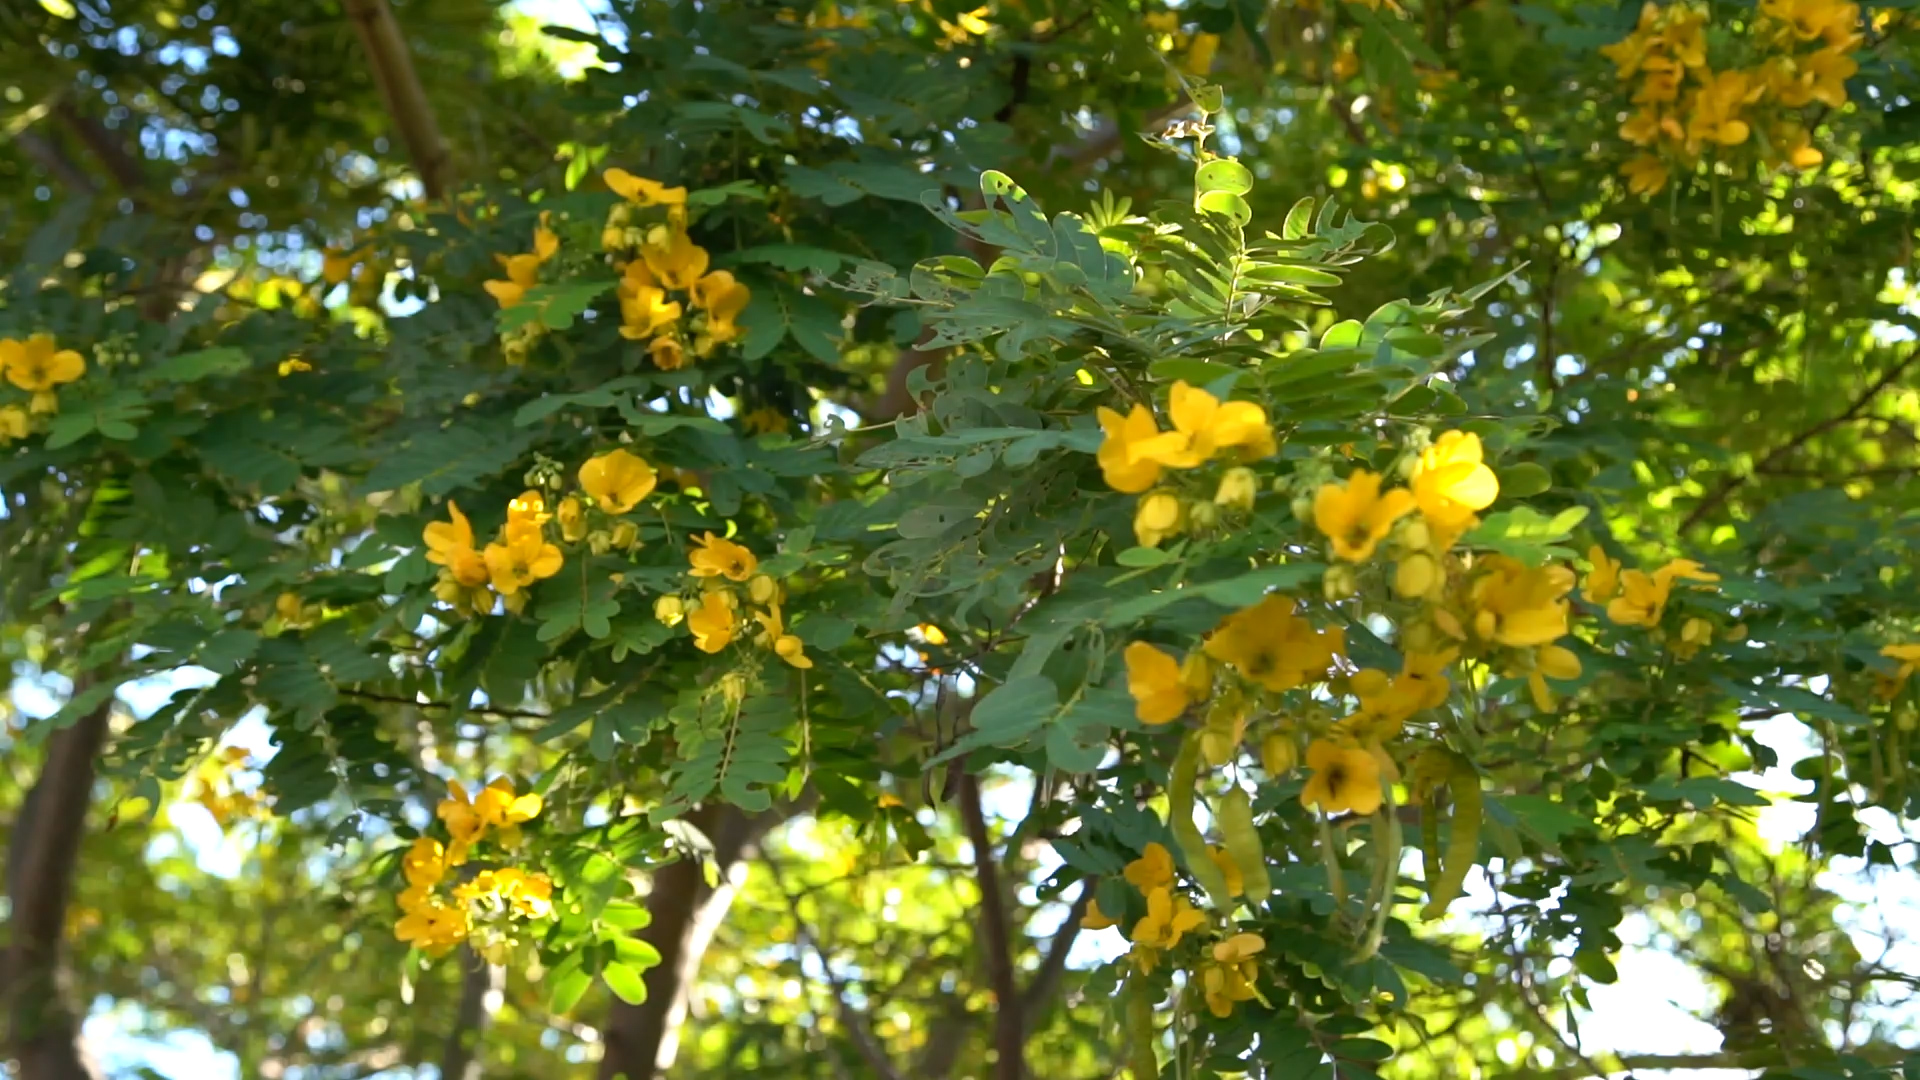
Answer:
[1421,755,1483,921]
[1217,786,1270,904]
[1169,730,1235,911]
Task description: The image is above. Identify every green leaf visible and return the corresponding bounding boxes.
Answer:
[147,346,250,383]
[549,963,594,1014]
[497,280,611,332]
[1282,196,1315,240]
[1196,189,1252,227]
[1498,462,1552,498]
[600,902,654,931]
[1195,158,1254,196]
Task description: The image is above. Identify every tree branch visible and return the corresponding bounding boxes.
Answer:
[763,851,908,1080]
[342,0,455,200]
[1680,347,1920,531]
[1018,877,1094,1016]
[959,774,1023,1080]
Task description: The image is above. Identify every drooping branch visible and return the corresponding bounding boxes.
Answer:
[958,774,1024,1080]
[342,0,455,201]
[3,696,113,1080]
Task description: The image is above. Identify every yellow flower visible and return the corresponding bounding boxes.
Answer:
[1607,559,1715,628]
[483,530,564,595]
[1527,643,1582,711]
[1469,555,1574,647]
[1185,31,1219,75]
[1125,642,1191,725]
[1134,491,1185,547]
[1123,841,1175,892]
[505,489,551,538]
[604,167,688,206]
[1261,732,1298,775]
[1583,545,1622,605]
[1880,643,1920,697]
[497,867,554,919]
[556,496,587,542]
[688,590,737,653]
[1410,431,1499,546]
[1214,467,1258,512]
[472,777,543,831]
[484,252,544,309]
[394,898,470,956]
[755,603,813,669]
[643,229,711,290]
[1300,739,1383,816]
[617,262,683,340]
[1685,70,1757,151]
[1314,470,1417,562]
[1,334,86,413]
[689,532,758,581]
[1761,0,1860,44]
[1622,155,1671,196]
[1673,616,1713,660]
[650,334,689,371]
[1131,886,1205,949]
[1156,381,1277,467]
[743,406,788,435]
[1213,931,1265,964]
[1081,897,1120,931]
[579,448,658,514]
[1203,594,1344,693]
[691,270,752,342]
[402,837,447,887]
[1202,959,1259,1018]
[0,405,28,442]
[1095,403,1169,493]
[1772,47,1858,108]
[1207,846,1245,898]
[437,781,483,864]
[1395,553,1439,599]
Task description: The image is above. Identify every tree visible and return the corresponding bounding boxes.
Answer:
[5,0,1920,1077]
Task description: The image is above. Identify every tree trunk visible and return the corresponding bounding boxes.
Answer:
[595,804,779,1080]
[439,947,503,1080]
[3,699,112,1080]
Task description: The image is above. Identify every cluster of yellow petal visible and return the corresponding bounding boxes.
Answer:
[1605,0,1857,195]
[424,449,664,618]
[1097,381,1276,549]
[1583,545,1724,659]
[483,216,562,311]
[0,333,87,434]
[603,167,751,369]
[1879,643,1920,700]
[658,532,811,669]
[1142,12,1220,76]
[1079,841,1269,1017]
[321,245,389,308]
[184,747,268,829]
[423,493,564,616]
[396,779,551,958]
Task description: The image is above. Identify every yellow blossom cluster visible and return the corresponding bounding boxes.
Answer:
[655,532,811,669]
[1582,545,1724,657]
[422,448,659,617]
[483,216,563,365]
[1142,12,1220,76]
[183,747,268,829]
[1604,0,1859,195]
[395,778,552,958]
[1878,642,1920,699]
[603,167,751,370]
[1096,380,1277,548]
[1079,841,1269,1017]
[0,333,87,439]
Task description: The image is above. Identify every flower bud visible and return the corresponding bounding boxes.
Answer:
[557,496,588,542]
[587,529,613,555]
[748,574,780,606]
[610,520,641,550]
[654,595,686,626]
[1394,553,1437,599]
[1134,491,1186,548]
[1260,732,1298,776]
[1323,563,1357,601]
[1187,500,1219,530]
[1214,467,1258,512]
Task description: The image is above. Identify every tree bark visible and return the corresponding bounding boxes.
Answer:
[958,775,1024,1080]
[438,948,503,1080]
[595,803,779,1080]
[342,0,455,201]
[3,699,112,1080]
